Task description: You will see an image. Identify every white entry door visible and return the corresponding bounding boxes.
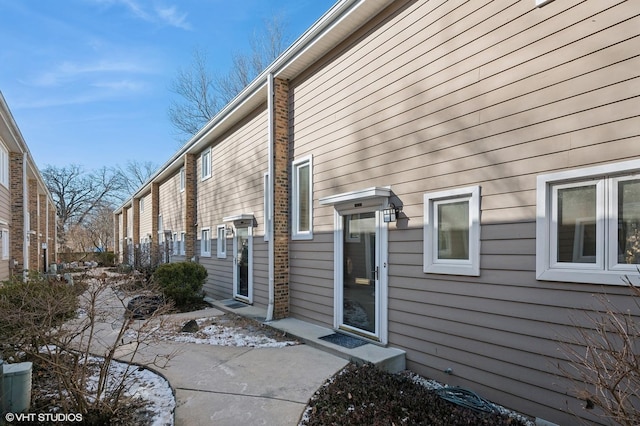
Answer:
[233,226,253,303]
[335,209,388,343]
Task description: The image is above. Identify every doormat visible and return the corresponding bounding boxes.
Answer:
[319,333,368,349]
[221,299,247,309]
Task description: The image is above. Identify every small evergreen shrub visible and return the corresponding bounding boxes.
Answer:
[152,262,207,308]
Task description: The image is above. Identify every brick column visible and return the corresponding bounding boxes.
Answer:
[273,77,290,319]
[151,183,160,264]
[28,179,38,272]
[114,212,120,263]
[9,152,24,273]
[49,200,57,264]
[39,193,47,272]
[132,198,140,251]
[122,207,129,264]
[184,154,197,260]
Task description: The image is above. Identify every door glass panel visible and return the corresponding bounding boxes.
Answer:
[557,185,597,263]
[618,179,640,264]
[236,228,249,298]
[343,212,376,333]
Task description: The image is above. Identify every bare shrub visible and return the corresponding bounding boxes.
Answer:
[0,269,177,421]
[560,277,640,425]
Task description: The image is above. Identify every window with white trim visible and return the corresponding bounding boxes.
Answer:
[217,225,227,259]
[537,160,640,285]
[1,228,9,260]
[172,232,178,255]
[180,231,186,255]
[292,156,313,240]
[179,167,185,192]
[424,186,481,276]
[139,197,145,213]
[201,228,211,257]
[201,148,211,180]
[0,143,8,188]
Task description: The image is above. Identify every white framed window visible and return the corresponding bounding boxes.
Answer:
[180,231,186,255]
[201,228,211,257]
[201,148,211,180]
[157,215,164,243]
[0,143,8,188]
[264,173,270,241]
[139,197,145,213]
[424,186,481,276]
[172,232,178,255]
[292,155,313,240]
[537,160,640,285]
[1,228,9,260]
[217,225,227,259]
[179,167,185,192]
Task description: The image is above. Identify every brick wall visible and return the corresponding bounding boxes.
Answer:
[39,193,46,271]
[184,154,197,260]
[122,207,129,263]
[9,152,23,272]
[273,77,290,319]
[28,179,38,271]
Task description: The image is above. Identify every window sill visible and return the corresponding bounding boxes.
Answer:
[536,269,636,286]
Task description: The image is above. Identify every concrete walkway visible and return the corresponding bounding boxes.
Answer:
[118,307,349,426]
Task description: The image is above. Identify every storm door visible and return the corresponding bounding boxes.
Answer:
[233,226,253,303]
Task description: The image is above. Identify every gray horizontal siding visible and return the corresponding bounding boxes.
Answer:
[288,0,639,424]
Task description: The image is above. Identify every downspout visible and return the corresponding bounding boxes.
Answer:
[266,72,275,321]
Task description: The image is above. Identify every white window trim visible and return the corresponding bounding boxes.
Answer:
[1,228,9,260]
[292,155,313,240]
[217,225,227,259]
[423,186,481,276]
[201,148,211,181]
[180,231,186,255]
[536,159,640,285]
[179,167,185,192]
[139,197,145,213]
[201,228,211,257]
[0,142,8,188]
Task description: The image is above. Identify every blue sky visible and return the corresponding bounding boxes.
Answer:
[0,0,335,171]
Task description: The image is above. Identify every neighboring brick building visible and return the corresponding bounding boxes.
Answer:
[0,92,57,280]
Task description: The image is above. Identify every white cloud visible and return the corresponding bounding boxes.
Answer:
[155,5,191,30]
[28,59,153,88]
[88,0,191,29]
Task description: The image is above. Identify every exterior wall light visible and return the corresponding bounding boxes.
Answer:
[383,203,398,223]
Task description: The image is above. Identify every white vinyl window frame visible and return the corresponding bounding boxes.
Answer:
[536,159,640,285]
[139,197,145,213]
[1,228,9,260]
[172,232,178,255]
[423,186,481,276]
[292,155,313,240]
[179,167,185,192]
[217,225,227,259]
[201,227,211,257]
[0,142,8,188]
[180,231,186,255]
[201,148,211,181]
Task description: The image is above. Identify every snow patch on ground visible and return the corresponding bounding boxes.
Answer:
[153,317,298,348]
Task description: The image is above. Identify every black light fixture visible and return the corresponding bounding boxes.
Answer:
[383,203,398,223]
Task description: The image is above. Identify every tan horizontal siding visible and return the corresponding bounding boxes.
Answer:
[288,0,639,423]
[196,105,269,307]
[158,171,184,235]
